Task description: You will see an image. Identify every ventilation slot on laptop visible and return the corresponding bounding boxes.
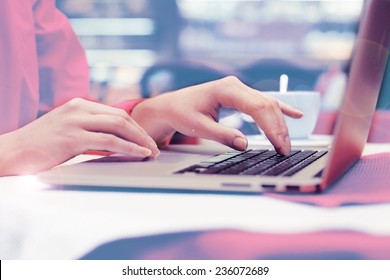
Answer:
[222,183,251,188]
[261,184,276,189]
[286,185,300,191]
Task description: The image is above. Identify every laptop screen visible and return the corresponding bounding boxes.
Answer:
[321,0,390,188]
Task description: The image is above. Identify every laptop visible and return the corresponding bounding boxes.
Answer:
[39,0,390,193]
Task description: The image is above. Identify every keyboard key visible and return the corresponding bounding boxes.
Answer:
[283,151,328,177]
[261,150,315,176]
[175,149,327,177]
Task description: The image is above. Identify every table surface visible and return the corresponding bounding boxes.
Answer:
[1,143,390,260]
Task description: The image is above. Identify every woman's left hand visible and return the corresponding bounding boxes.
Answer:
[131,76,303,155]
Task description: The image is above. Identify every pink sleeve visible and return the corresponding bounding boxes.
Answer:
[112,99,147,115]
[33,0,93,112]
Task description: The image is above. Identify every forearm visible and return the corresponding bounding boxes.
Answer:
[0,133,16,176]
[0,131,48,177]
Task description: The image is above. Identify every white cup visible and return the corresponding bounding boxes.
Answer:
[259,91,321,139]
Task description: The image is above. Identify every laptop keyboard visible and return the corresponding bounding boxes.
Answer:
[175,149,327,177]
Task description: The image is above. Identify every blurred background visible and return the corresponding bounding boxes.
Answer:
[57,0,390,138]
[56,0,364,104]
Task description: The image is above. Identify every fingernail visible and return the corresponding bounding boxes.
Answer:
[139,147,152,157]
[233,137,248,150]
[147,136,160,157]
[152,148,160,158]
[148,136,158,148]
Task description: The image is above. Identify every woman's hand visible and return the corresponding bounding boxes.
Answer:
[132,76,303,155]
[0,98,159,176]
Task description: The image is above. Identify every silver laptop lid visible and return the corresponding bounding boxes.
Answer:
[321,0,390,189]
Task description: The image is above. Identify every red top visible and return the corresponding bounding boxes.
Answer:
[0,0,143,134]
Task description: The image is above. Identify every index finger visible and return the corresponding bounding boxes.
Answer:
[210,77,293,155]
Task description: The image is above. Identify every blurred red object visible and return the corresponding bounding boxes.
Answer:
[314,110,390,143]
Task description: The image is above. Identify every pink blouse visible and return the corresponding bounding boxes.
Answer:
[0,0,91,134]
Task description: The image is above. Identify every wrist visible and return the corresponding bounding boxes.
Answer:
[131,95,175,146]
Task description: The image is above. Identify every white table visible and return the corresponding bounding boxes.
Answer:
[1,143,390,259]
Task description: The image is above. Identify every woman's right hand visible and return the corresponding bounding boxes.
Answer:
[0,98,159,176]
